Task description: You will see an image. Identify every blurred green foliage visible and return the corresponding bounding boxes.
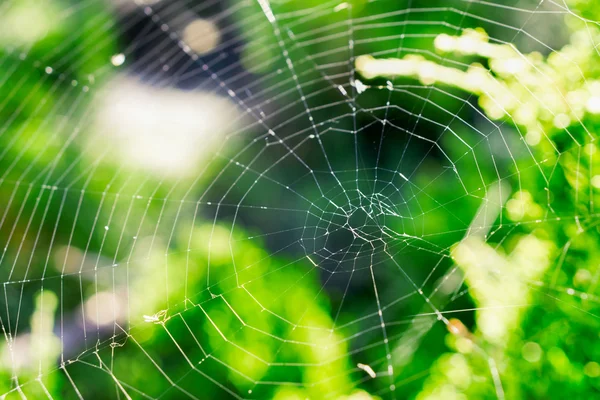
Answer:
[354,0,600,398]
[2,0,600,399]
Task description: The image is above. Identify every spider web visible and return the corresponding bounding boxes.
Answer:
[1,0,599,399]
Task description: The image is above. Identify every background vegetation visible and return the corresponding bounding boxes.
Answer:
[1,0,600,398]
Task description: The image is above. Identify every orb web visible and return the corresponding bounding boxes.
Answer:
[1,0,599,399]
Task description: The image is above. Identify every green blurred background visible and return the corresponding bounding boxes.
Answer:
[1,0,600,398]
